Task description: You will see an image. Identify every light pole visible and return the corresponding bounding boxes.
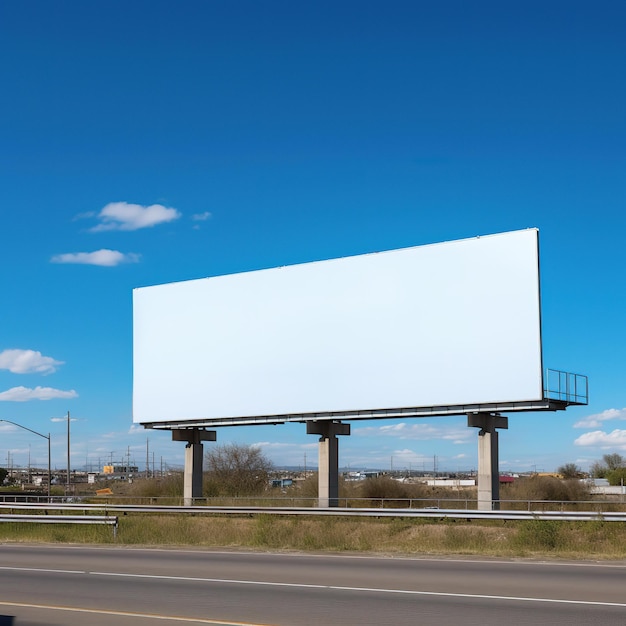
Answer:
[67,410,70,492]
[0,419,51,499]
[52,411,72,494]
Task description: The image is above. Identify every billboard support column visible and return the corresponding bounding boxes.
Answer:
[467,413,508,511]
[184,443,204,505]
[172,429,217,506]
[306,421,350,507]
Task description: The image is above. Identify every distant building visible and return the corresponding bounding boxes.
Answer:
[102,465,138,479]
[271,478,293,488]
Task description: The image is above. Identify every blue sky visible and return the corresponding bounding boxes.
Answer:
[0,1,624,475]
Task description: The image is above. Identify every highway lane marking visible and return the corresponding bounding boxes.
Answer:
[3,564,626,609]
[0,600,271,625]
[91,570,626,608]
[0,566,84,574]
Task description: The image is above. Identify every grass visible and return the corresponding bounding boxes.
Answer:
[3,476,623,559]
[3,514,626,560]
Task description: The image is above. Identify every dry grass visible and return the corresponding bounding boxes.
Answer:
[3,514,626,560]
[3,476,620,559]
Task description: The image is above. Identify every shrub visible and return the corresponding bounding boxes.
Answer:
[515,519,562,550]
[359,476,410,501]
[293,474,318,498]
[606,468,626,486]
[501,476,590,503]
[205,443,273,497]
[127,474,184,498]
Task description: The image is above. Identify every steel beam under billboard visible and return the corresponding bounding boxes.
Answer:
[133,229,544,426]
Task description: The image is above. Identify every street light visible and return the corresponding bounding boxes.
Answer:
[0,419,51,499]
[52,411,72,494]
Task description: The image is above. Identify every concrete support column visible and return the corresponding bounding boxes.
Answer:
[172,429,217,506]
[184,442,204,505]
[306,421,350,507]
[467,413,508,511]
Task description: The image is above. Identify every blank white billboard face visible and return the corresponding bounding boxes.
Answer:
[133,229,543,424]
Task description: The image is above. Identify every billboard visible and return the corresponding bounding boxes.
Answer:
[133,229,543,425]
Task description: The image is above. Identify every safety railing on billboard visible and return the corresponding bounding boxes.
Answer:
[544,368,588,405]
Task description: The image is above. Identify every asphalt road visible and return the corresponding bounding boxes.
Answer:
[1,545,625,625]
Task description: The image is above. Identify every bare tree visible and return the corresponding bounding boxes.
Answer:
[590,453,625,478]
[557,463,583,479]
[590,461,607,479]
[603,453,625,471]
[204,443,273,496]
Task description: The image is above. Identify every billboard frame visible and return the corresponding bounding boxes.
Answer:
[140,395,576,430]
[134,229,561,428]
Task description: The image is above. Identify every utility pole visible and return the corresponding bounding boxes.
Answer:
[66,411,71,493]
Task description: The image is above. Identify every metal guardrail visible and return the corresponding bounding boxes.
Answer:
[0,512,118,537]
[5,495,626,511]
[3,495,626,513]
[0,503,623,522]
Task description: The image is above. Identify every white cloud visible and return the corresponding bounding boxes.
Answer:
[0,386,78,401]
[89,202,181,232]
[72,211,96,221]
[0,349,63,375]
[348,447,442,469]
[191,211,212,230]
[253,441,317,450]
[574,429,626,449]
[574,408,626,429]
[389,448,433,464]
[191,211,211,221]
[100,430,122,439]
[354,421,473,444]
[51,249,140,267]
